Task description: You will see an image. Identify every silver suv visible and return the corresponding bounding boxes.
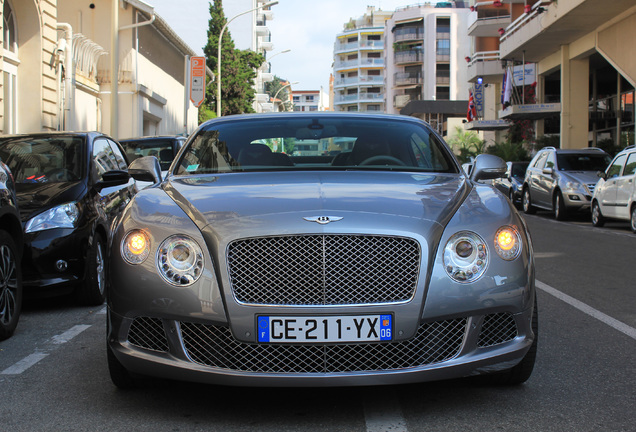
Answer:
[591,145,636,232]
[522,147,611,220]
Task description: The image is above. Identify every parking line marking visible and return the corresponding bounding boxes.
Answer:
[51,325,91,344]
[364,388,408,432]
[537,280,636,340]
[1,352,49,375]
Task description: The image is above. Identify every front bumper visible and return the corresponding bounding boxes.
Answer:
[107,304,535,387]
[563,192,592,211]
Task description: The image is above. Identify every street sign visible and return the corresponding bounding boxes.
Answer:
[189,56,206,107]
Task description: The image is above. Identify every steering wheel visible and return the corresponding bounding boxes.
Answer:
[45,168,79,181]
[358,155,407,166]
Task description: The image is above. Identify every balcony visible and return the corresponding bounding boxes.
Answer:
[467,51,504,83]
[334,75,384,88]
[334,57,384,71]
[395,51,423,65]
[334,92,384,105]
[255,25,269,36]
[334,39,384,54]
[500,0,635,61]
[394,72,423,87]
[394,94,422,109]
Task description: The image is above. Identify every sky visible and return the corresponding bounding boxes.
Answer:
[147,0,444,92]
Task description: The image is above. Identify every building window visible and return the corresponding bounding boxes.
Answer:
[305,95,314,102]
[3,1,17,53]
[436,86,450,101]
[3,0,18,133]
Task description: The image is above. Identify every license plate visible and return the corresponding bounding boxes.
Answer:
[257,314,392,343]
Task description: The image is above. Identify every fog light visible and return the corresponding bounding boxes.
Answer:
[568,195,580,201]
[56,260,68,272]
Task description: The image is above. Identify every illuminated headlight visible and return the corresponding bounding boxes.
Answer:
[443,231,488,283]
[494,226,522,261]
[25,202,79,233]
[156,235,204,286]
[121,230,151,265]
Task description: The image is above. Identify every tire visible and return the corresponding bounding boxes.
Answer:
[0,230,22,341]
[107,344,137,389]
[509,189,517,207]
[488,296,538,385]
[631,206,636,234]
[522,188,536,214]
[553,192,568,221]
[591,201,605,227]
[75,232,106,306]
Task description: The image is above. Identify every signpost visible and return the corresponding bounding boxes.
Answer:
[189,56,206,107]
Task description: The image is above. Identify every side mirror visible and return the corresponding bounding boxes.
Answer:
[542,167,553,175]
[95,169,130,191]
[597,170,607,180]
[128,156,162,185]
[471,154,506,182]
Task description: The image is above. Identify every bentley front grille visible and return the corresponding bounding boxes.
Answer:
[180,318,466,373]
[227,235,421,306]
[127,317,169,353]
[477,312,518,347]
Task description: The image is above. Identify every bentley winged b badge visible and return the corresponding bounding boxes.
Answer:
[303,216,344,225]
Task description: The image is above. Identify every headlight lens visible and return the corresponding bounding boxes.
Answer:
[25,202,79,233]
[157,235,204,286]
[443,231,488,283]
[494,226,522,261]
[121,230,151,265]
[564,181,583,193]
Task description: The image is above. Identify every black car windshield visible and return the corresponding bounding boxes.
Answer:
[557,153,611,171]
[120,138,181,171]
[511,163,528,178]
[0,136,84,183]
[175,116,457,175]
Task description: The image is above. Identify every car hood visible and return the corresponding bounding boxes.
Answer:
[164,171,470,238]
[561,171,600,184]
[15,181,85,222]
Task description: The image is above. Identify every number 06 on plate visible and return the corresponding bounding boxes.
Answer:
[257,314,392,343]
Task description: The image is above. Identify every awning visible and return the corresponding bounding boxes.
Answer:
[401,100,469,116]
[464,119,511,131]
[499,103,561,120]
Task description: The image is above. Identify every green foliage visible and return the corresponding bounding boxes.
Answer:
[202,0,265,116]
[264,76,292,111]
[446,126,485,163]
[534,134,560,150]
[486,140,530,162]
[198,105,216,123]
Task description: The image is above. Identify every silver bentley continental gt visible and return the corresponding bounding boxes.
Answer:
[107,112,536,388]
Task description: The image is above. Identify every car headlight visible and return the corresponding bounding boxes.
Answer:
[564,181,584,193]
[121,230,151,265]
[494,226,522,261]
[443,231,488,283]
[25,202,79,233]
[156,235,204,286]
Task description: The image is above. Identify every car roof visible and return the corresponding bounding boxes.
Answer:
[539,146,607,154]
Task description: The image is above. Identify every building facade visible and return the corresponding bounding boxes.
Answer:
[1,0,204,139]
[292,89,329,112]
[470,0,636,152]
[333,6,393,113]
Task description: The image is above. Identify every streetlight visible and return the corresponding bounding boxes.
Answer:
[272,81,299,112]
[268,48,291,62]
[217,1,278,117]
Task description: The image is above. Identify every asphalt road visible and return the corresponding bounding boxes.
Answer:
[1,211,635,432]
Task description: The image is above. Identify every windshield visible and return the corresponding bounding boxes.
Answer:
[120,138,181,171]
[511,163,528,178]
[0,136,85,183]
[175,117,458,175]
[556,153,611,172]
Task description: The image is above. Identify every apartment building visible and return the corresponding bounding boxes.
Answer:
[224,0,277,113]
[471,0,636,150]
[1,0,206,138]
[292,90,329,112]
[384,2,472,136]
[333,6,393,113]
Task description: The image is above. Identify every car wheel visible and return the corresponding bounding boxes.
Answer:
[591,201,605,227]
[631,206,636,233]
[522,188,536,214]
[554,192,568,221]
[107,344,137,389]
[0,230,22,341]
[75,233,106,306]
[488,296,538,385]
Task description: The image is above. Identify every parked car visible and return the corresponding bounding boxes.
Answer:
[119,136,186,188]
[591,145,636,232]
[493,161,529,207]
[107,112,537,389]
[0,132,136,305]
[522,146,611,220]
[0,159,23,340]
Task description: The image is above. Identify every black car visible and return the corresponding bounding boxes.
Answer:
[0,158,23,340]
[0,132,136,305]
[119,136,186,172]
[492,161,529,207]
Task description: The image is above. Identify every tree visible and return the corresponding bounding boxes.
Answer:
[446,126,485,163]
[202,0,265,116]
[264,76,293,111]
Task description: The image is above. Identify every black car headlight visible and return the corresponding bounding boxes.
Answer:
[25,202,79,233]
[156,235,204,286]
[443,231,488,283]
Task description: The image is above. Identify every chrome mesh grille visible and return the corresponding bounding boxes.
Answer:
[127,317,169,352]
[227,235,421,306]
[478,313,518,347]
[180,318,466,373]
